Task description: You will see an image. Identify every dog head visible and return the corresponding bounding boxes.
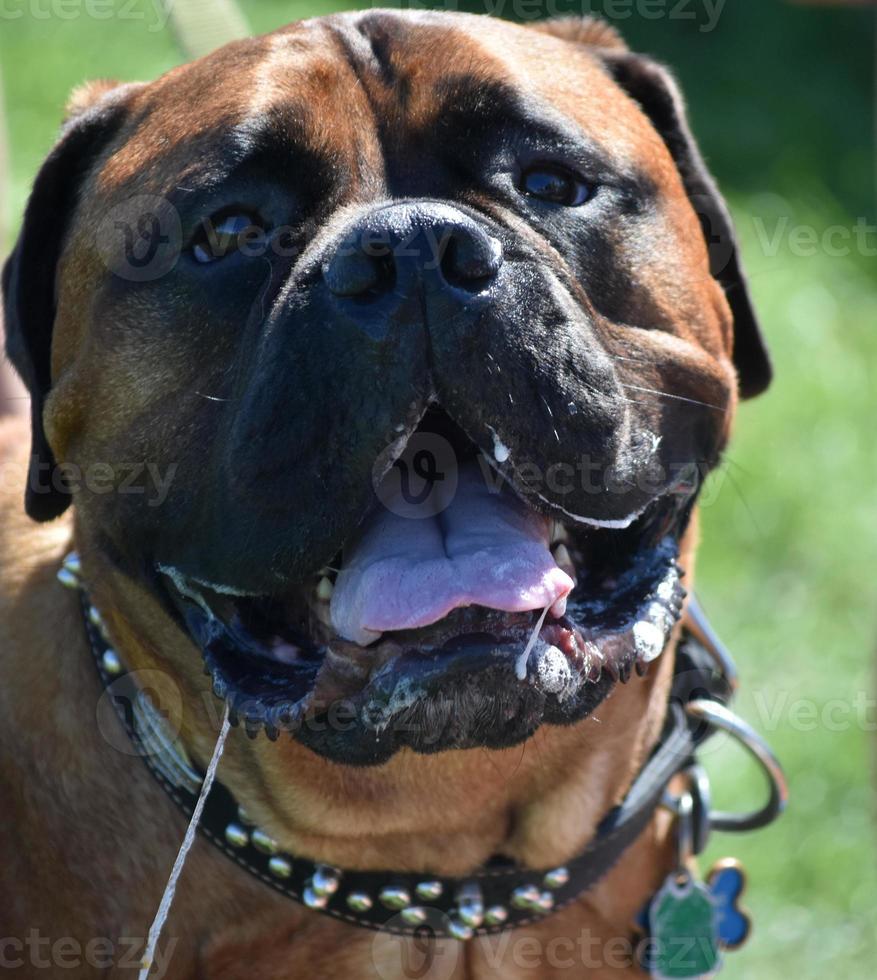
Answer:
[4,13,767,815]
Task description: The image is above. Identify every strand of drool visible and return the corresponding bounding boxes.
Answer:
[138,704,231,979]
[515,603,551,680]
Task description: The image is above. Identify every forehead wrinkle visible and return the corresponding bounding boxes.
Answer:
[314,18,401,189]
[234,21,385,191]
[334,14,523,162]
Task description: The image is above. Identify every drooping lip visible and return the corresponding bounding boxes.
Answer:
[161,485,689,765]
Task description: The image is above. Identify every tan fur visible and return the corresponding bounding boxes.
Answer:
[0,414,696,977]
[0,12,737,977]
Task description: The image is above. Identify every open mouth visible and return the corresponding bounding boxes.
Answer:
[162,407,689,764]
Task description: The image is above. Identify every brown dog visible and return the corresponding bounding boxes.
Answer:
[0,10,769,978]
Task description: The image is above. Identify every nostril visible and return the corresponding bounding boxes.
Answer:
[324,247,396,300]
[440,229,503,291]
[324,206,502,305]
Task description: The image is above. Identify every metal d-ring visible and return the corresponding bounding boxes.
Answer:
[685,698,789,833]
[685,595,739,693]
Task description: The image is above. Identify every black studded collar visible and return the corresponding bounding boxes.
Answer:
[65,552,735,940]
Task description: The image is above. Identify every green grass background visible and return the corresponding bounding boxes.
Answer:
[2,0,875,974]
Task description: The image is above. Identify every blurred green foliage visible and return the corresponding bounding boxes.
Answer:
[1,1,875,975]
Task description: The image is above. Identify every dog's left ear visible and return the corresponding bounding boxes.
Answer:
[531,18,772,399]
[2,81,136,521]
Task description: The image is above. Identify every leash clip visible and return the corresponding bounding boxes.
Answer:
[661,695,787,853]
[684,699,788,833]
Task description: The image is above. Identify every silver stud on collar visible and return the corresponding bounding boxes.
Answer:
[448,919,474,941]
[100,649,122,676]
[401,906,428,926]
[224,823,249,848]
[510,885,542,910]
[88,605,104,629]
[57,567,80,589]
[251,828,278,855]
[63,552,82,576]
[543,867,570,890]
[311,866,341,898]
[303,886,328,910]
[416,880,443,901]
[537,891,555,912]
[379,886,411,910]
[58,553,81,589]
[484,905,508,926]
[346,891,373,913]
[267,855,292,879]
[456,883,484,929]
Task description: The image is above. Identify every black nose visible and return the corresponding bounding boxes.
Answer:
[323,202,503,301]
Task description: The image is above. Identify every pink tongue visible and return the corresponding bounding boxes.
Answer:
[330,459,573,646]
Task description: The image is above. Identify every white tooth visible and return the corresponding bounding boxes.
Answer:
[552,543,575,578]
[550,521,569,545]
[316,576,334,602]
[585,641,604,663]
[549,595,567,619]
[633,621,665,663]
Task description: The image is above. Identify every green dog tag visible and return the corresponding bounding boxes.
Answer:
[647,871,721,979]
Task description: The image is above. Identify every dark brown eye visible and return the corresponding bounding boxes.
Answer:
[520,166,591,207]
[192,213,265,263]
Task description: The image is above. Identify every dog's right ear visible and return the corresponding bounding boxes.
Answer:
[2,82,135,521]
[529,15,628,51]
[531,17,771,400]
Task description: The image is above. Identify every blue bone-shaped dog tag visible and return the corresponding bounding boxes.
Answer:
[707,860,750,950]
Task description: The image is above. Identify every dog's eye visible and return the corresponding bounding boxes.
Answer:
[191,213,265,263]
[520,166,591,207]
